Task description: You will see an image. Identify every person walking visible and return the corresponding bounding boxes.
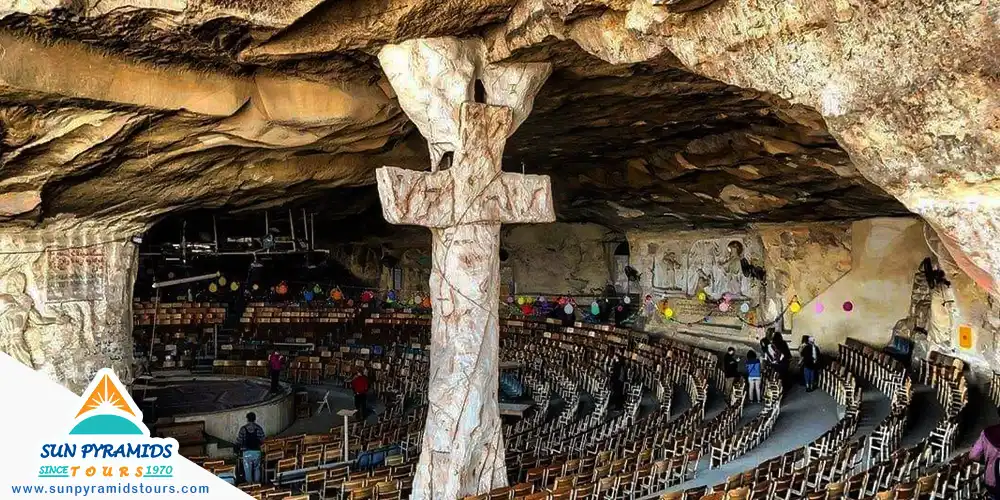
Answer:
[771,331,792,389]
[268,351,284,393]
[800,335,821,392]
[351,370,370,421]
[723,347,739,397]
[745,350,762,403]
[236,412,265,484]
[971,408,1000,499]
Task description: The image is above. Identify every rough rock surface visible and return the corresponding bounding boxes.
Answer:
[0,0,998,410]
[375,36,555,498]
[0,219,139,393]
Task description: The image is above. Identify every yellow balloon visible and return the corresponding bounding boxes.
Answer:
[517,296,525,305]
[218,276,228,286]
[790,301,802,313]
[208,283,218,293]
[230,281,240,291]
[664,308,674,319]
[697,291,707,302]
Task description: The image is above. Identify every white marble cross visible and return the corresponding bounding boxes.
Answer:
[375,37,554,500]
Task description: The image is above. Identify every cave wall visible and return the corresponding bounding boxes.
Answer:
[502,223,618,296]
[629,217,1000,377]
[791,218,929,351]
[0,220,140,394]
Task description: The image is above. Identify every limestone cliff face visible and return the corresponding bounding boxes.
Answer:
[1,0,999,382]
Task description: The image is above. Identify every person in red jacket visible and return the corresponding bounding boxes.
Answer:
[268,351,284,393]
[351,370,370,421]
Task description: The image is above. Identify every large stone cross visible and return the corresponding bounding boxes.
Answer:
[375,37,554,499]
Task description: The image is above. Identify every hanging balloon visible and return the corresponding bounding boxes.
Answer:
[276,281,289,295]
[815,302,825,314]
[208,283,218,293]
[664,307,675,319]
[517,296,525,305]
[361,290,374,303]
[697,291,707,302]
[304,290,314,301]
[347,299,355,307]
[167,272,175,279]
[218,276,227,286]
[739,302,750,314]
[616,305,624,312]
[564,303,575,315]
[789,299,801,314]
[387,290,397,302]
[537,296,546,304]
[332,288,344,301]
[421,296,431,309]
[230,281,240,291]
[506,296,515,304]
[558,297,568,306]
[520,304,533,315]
[313,284,323,294]
[843,301,854,312]
[719,301,730,312]
[526,296,535,304]
[252,283,259,291]
[590,302,600,315]
[623,296,631,305]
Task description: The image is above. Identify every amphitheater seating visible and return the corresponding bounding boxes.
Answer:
[200,308,992,500]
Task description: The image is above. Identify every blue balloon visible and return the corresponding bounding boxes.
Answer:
[304,291,314,301]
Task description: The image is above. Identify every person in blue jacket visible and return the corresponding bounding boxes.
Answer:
[745,350,762,404]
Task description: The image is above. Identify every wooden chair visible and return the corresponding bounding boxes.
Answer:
[348,486,375,500]
[489,486,514,500]
[511,482,534,498]
[301,452,321,469]
[275,457,297,480]
[303,471,325,498]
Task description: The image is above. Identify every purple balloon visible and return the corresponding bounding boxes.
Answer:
[843,301,854,312]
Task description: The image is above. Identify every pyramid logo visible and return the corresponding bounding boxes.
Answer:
[68,369,146,436]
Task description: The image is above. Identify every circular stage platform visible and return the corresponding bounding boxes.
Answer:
[142,378,275,417]
[136,375,295,444]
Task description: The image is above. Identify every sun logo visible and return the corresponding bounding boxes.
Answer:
[69,369,145,436]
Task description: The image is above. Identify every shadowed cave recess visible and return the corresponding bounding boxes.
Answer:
[0,0,998,498]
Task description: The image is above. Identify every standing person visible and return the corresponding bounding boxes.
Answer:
[723,347,739,397]
[800,336,820,392]
[610,354,626,412]
[351,370,370,421]
[268,351,284,393]
[745,350,762,404]
[971,409,1000,499]
[236,412,265,484]
[771,331,792,389]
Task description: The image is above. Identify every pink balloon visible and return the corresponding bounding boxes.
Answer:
[814,302,824,314]
[719,301,730,312]
[843,301,854,312]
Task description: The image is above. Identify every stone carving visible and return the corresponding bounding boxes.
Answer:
[376,37,553,499]
[651,237,759,298]
[0,271,70,367]
[0,222,140,394]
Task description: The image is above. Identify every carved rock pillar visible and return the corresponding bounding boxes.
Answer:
[375,37,554,499]
[0,221,140,394]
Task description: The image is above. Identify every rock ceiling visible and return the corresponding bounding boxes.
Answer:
[0,0,919,233]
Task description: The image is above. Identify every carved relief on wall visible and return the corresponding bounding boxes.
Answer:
[651,237,759,298]
[0,225,139,393]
